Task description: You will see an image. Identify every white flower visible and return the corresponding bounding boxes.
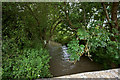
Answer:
[38,75,40,77]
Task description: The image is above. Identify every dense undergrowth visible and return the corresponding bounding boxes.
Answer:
[67,22,120,68]
[2,28,52,79]
[2,3,52,79]
[2,47,52,79]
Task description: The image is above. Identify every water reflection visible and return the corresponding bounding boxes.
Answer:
[47,41,103,77]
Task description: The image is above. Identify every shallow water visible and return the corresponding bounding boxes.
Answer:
[47,41,104,77]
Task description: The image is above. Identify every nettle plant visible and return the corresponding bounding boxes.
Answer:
[67,22,120,67]
[2,48,52,79]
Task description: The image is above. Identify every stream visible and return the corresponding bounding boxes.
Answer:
[47,41,104,77]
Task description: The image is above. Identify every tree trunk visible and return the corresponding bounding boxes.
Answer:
[111,2,119,41]
[111,2,119,31]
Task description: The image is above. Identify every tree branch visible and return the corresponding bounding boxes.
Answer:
[111,2,119,30]
[25,4,40,27]
[50,19,62,38]
[101,2,112,28]
[52,20,62,34]
[50,17,61,35]
[63,2,76,30]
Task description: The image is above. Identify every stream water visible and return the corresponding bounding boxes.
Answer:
[47,41,104,77]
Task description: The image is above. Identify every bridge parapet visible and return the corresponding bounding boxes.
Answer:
[55,68,120,79]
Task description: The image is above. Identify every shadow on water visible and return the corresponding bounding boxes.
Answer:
[47,41,104,77]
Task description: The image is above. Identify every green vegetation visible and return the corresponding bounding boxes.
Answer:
[2,3,53,79]
[2,2,120,79]
[2,48,51,79]
[67,22,120,68]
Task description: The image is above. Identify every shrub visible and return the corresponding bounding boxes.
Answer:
[67,22,120,68]
[2,48,52,79]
